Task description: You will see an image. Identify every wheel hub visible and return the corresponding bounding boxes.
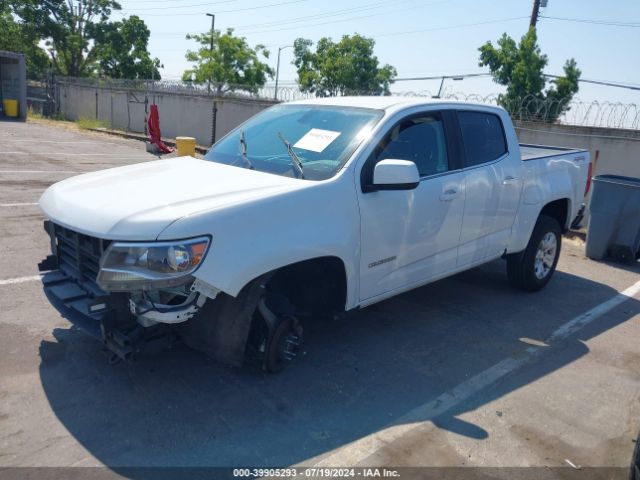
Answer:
[534,232,557,280]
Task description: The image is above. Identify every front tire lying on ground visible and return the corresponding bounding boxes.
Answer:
[507,215,562,292]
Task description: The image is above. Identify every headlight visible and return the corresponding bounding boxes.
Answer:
[97,236,210,291]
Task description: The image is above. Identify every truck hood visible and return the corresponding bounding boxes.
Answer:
[39,156,305,240]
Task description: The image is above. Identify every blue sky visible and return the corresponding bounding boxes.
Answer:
[113,0,639,103]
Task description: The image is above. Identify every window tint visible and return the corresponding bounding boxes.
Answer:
[458,111,507,167]
[375,115,449,177]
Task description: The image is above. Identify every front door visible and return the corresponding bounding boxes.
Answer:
[357,110,465,302]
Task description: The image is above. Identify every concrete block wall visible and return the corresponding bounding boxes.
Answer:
[152,93,213,145]
[515,121,640,180]
[59,84,97,121]
[57,81,277,147]
[215,97,276,140]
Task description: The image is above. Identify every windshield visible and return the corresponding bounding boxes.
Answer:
[204,104,383,181]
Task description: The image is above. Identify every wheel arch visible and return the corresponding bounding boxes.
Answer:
[508,196,572,254]
[239,255,349,315]
[539,198,571,232]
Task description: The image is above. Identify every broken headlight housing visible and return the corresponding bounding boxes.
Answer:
[97,236,210,291]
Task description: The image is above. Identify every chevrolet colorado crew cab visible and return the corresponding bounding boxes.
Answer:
[38,97,591,372]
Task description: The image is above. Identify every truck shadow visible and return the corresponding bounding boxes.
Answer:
[38,258,640,471]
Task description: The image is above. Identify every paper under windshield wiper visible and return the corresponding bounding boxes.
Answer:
[277,132,305,179]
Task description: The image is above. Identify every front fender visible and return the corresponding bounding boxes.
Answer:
[157,179,361,310]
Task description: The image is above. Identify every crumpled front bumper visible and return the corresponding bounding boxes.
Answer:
[39,220,262,367]
[38,221,174,361]
[38,220,111,338]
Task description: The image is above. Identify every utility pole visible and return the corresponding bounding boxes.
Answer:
[530,0,541,28]
[206,13,215,95]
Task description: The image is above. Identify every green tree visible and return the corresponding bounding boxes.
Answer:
[293,34,396,97]
[0,4,49,79]
[479,28,581,122]
[11,0,121,77]
[93,16,160,79]
[182,28,274,95]
[11,0,158,80]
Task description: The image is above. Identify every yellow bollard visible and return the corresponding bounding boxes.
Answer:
[3,99,19,118]
[175,136,196,157]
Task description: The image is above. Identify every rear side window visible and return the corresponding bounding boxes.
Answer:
[458,111,507,167]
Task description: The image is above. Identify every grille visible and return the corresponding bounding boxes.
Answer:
[53,224,110,291]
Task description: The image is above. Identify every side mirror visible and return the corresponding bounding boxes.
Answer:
[371,159,420,191]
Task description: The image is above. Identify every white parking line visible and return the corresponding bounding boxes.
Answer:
[0,202,38,207]
[0,152,151,157]
[0,170,80,174]
[3,140,120,145]
[314,278,640,466]
[0,275,43,286]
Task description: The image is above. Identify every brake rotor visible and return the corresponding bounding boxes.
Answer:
[264,314,303,373]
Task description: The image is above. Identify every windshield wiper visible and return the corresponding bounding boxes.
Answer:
[237,129,254,169]
[277,132,305,179]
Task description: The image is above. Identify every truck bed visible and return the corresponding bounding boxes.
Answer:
[520,144,588,161]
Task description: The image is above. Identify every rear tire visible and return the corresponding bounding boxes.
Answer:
[507,215,562,292]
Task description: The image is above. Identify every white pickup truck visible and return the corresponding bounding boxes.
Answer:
[38,97,591,371]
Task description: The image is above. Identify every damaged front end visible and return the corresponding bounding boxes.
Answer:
[38,221,223,363]
[39,221,302,371]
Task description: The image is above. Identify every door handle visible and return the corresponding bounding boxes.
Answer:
[502,176,519,186]
[439,189,460,201]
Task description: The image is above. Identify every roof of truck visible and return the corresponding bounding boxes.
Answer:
[287,96,501,112]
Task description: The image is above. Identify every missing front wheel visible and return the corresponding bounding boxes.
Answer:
[247,296,304,373]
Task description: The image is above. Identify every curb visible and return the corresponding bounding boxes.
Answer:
[88,128,209,154]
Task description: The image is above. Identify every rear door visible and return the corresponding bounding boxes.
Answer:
[456,110,523,266]
[357,109,465,302]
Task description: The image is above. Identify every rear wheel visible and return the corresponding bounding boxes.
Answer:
[507,215,562,292]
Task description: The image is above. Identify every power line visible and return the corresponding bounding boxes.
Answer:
[544,75,640,91]
[127,0,311,16]
[394,73,491,82]
[394,72,640,92]
[143,0,442,35]
[120,0,237,4]
[236,0,440,34]
[540,16,640,27]
[372,16,530,39]
[123,0,244,11]
[211,2,514,37]
[149,13,527,38]
[235,0,410,30]
[151,0,417,34]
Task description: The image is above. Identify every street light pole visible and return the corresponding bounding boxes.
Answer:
[206,13,215,95]
[274,45,292,101]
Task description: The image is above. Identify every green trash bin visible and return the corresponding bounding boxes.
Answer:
[586,175,640,263]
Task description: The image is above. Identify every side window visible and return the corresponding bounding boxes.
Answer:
[458,111,507,167]
[374,115,449,177]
